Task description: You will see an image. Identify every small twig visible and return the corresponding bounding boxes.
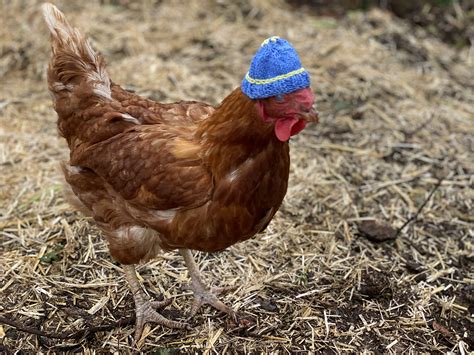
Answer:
[396,176,444,236]
[0,315,134,340]
[36,296,50,349]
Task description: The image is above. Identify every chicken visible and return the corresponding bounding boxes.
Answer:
[42,3,318,342]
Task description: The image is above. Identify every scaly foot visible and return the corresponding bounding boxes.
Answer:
[180,249,237,320]
[133,292,189,343]
[123,264,189,343]
[187,281,236,318]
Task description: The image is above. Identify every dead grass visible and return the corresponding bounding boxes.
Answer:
[0,0,473,353]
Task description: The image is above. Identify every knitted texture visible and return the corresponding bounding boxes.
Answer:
[241,36,310,99]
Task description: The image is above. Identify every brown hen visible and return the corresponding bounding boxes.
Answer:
[42,3,318,342]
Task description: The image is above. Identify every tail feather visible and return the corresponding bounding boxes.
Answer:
[42,3,111,101]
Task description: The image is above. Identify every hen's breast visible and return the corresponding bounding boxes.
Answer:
[162,141,290,252]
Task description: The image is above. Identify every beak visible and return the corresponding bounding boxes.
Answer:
[300,107,320,124]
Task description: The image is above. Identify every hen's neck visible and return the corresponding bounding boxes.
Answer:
[197,88,282,179]
[197,88,274,142]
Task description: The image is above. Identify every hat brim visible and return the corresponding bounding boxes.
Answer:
[242,71,311,99]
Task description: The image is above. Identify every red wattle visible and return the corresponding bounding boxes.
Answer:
[274,118,306,141]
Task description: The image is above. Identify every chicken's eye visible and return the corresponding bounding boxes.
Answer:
[274,94,285,102]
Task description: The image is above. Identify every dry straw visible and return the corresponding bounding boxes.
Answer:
[1,0,473,353]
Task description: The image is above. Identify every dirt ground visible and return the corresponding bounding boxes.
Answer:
[1,0,473,353]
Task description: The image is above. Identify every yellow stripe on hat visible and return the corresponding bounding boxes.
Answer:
[245,67,306,85]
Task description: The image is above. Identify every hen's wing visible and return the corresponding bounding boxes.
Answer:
[71,123,213,212]
[69,83,216,212]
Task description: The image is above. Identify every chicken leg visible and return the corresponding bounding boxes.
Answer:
[179,249,236,319]
[123,264,189,343]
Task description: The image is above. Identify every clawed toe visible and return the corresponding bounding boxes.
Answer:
[187,283,236,319]
[134,298,189,343]
[149,298,173,309]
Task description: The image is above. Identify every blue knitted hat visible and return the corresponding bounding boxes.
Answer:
[241,36,310,99]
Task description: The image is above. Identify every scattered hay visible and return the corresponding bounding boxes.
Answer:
[1,0,473,353]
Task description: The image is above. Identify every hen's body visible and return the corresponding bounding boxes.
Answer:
[42,3,317,343]
[63,84,289,264]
